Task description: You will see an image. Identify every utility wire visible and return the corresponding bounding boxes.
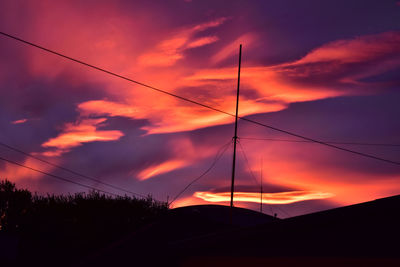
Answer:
[0,31,229,116]
[239,117,400,166]
[169,139,232,206]
[1,31,399,167]
[0,141,148,198]
[237,139,259,185]
[240,137,400,147]
[238,139,291,217]
[0,155,121,197]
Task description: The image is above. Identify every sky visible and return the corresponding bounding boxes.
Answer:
[0,0,400,217]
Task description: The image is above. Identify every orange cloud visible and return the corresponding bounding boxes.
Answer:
[77,98,286,135]
[138,37,185,67]
[232,137,400,207]
[194,191,334,204]
[137,160,188,180]
[184,66,345,103]
[19,1,400,143]
[293,32,400,65]
[211,33,256,63]
[78,100,138,118]
[37,150,67,158]
[192,17,228,31]
[135,136,226,180]
[11,119,27,124]
[73,32,400,137]
[42,118,123,151]
[186,36,219,49]
[185,31,400,109]
[171,195,210,208]
[138,18,226,67]
[0,157,54,181]
[264,166,400,206]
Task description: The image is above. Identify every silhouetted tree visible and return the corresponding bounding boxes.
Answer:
[0,179,31,232]
[0,179,168,266]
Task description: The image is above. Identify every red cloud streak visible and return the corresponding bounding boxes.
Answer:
[194,191,334,204]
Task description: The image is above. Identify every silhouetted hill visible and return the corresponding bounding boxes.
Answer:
[171,204,278,227]
[139,204,277,243]
[172,195,400,266]
[86,195,400,266]
[82,204,277,266]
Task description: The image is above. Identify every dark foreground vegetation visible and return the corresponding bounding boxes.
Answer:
[3,178,400,267]
[0,179,168,266]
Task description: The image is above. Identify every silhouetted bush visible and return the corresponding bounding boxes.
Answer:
[0,180,32,232]
[0,179,168,266]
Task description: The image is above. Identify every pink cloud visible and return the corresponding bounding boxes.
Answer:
[11,118,27,124]
[68,31,400,137]
[194,190,334,204]
[211,33,256,63]
[192,17,228,32]
[138,18,226,67]
[137,160,188,180]
[42,118,123,152]
[186,36,219,49]
[78,100,138,118]
[0,157,54,181]
[188,31,400,104]
[77,98,285,134]
[292,31,400,65]
[138,36,186,67]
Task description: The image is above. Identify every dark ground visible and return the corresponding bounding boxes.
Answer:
[83,196,400,267]
[2,179,400,266]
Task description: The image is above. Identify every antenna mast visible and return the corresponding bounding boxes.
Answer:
[230,44,242,208]
[260,157,263,213]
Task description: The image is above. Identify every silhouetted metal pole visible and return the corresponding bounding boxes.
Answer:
[230,44,242,208]
[260,157,263,213]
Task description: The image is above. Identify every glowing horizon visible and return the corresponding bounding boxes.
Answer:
[194,190,335,205]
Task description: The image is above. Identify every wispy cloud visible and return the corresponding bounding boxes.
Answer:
[186,36,219,49]
[11,119,28,124]
[72,32,400,137]
[194,190,335,204]
[211,33,256,63]
[137,159,188,180]
[138,18,226,67]
[0,157,54,181]
[42,118,123,152]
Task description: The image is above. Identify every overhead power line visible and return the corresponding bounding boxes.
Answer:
[239,118,400,166]
[169,139,232,206]
[0,155,121,197]
[240,137,400,147]
[0,141,147,198]
[1,31,399,167]
[237,140,259,185]
[237,140,291,218]
[0,31,229,116]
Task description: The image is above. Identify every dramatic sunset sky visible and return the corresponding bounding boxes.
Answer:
[1,0,400,217]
